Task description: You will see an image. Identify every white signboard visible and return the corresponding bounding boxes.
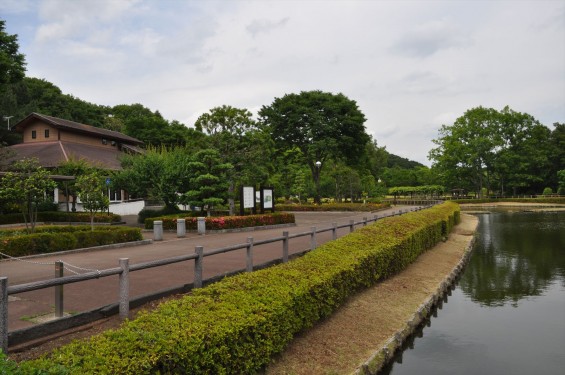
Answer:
[263,189,273,209]
[243,186,255,209]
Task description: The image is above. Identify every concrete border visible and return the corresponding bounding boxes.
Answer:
[354,234,477,375]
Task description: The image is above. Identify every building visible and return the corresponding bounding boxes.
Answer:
[4,113,145,215]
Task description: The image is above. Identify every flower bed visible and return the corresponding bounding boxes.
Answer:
[144,212,295,230]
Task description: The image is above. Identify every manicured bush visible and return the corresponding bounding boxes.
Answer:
[276,202,390,212]
[0,211,121,225]
[18,202,459,374]
[542,187,553,196]
[145,212,296,230]
[451,197,565,204]
[0,227,143,257]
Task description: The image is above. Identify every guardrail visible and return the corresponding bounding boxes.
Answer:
[0,205,434,353]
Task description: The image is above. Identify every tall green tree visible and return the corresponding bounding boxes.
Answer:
[0,20,26,90]
[259,90,369,203]
[183,149,233,216]
[0,158,56,233]
[55,158,92,212]
[195,105,272,215]
[429,106,552,196]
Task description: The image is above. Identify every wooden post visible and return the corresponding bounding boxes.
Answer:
[0,277,8,354]
[310,227,317,249]
[349,220,355,233]
[194,246,203,288]
[119,258,129,320]
[55,261,64,318]
[246,237,254,272]
[282,231,289,263]
[332,222,337,240]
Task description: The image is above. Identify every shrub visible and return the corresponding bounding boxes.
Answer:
[145,212,296,230]
[542,187,553,196]
[276,202,390,212]
[0,211,121,225]
[137,206,183,224]
[19,202,459,374]
[0,227,142,257]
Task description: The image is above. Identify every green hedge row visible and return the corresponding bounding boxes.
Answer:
[144,212,296,230]
[0,211,122,225]
[17,202,460,374]
[276,202,390,212]
[0,227,143,257]
[451,197,565,204]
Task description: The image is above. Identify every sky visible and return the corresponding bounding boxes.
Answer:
[2,0,564,166]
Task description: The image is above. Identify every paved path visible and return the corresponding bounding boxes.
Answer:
[1,208,410,332]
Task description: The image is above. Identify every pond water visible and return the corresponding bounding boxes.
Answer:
[380,211,565,375]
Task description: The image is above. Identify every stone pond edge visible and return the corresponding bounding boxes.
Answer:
[353,229,478,375]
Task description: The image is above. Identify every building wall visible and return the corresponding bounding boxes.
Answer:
[22,119,119,150]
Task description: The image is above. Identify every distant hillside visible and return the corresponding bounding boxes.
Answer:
[386,152,425,169]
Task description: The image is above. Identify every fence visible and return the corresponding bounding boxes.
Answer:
[0,205,433,353]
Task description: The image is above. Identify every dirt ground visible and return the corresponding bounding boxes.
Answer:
[9,214,478,373]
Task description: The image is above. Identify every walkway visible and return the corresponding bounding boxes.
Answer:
[1,208,405,334]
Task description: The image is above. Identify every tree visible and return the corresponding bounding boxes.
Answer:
[0,158,56,233]
[56,158,92,212]
[113,147,191,210]
[429,106,552,196]
[183,149,232,216]
[259,90,369,204]
[0,20,26,90]
[195,105,272,215]
[75,170,109,230]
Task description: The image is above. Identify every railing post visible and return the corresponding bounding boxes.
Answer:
[332,222,337,240]
[246,237,254,272]
[282,231,289,263]
[374,214,379,222]
[194,246,203,288]
[177,218,186,238]
[363,217,367,226]
[349,220,355,233]
[55,261,64,318]
[1,277,8,354]
[154,220,163,241]
[119,258,129,320]
[310,227,317,249]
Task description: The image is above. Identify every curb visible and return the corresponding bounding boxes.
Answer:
[354,234,477,375]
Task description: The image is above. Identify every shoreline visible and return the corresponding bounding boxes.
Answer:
[265,213,478,374]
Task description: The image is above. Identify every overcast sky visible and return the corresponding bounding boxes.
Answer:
[2,0,564,165]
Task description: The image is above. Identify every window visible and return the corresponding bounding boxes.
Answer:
[31,130,36,139]
[102,139,107,145]
[45,129,50,138]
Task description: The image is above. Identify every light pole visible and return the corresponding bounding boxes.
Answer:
[315,160,322,205]
[3,116,13,130]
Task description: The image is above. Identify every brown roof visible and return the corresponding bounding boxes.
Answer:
[5,141,128,170]
[13,113,143,146]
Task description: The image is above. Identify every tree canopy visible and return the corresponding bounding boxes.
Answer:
[0,20,26,89]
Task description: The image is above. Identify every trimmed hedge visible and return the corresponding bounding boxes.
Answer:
[276,202,390,212]
[0,211,122,225]
[145,212,296,230]
[0,227,143,257]
[16,202,460,374]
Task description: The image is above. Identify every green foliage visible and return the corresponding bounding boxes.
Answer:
[451,197,565,204]
[145,212,295,230]
[557,169,565,191]
[429,106,553,196]
[388,185,445,197]
[276,202,389,212]
[0,20,26,88]
[18,203,459,374]
[76,170,110,230]
[542,187,553,196]
[0,158,57,233]
[0,226,142,257]
[137,206,185,224]
[0,211,120,225]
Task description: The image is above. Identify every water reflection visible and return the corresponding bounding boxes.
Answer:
[460,212,565,307]
[380,211,565,375]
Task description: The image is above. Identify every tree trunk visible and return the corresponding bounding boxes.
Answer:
[228,181,235,216]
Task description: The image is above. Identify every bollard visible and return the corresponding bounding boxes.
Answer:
[332,222,337,240]
[282,231,289,263]
[154,220,163,241]
[194,246,203,288]
[55,261,64,318]
[119,258,129,320]
[246,237,254,272]
[197,217,206,235]
[177,218,186,238]
[310,227,317,249]
[1,277,7,354]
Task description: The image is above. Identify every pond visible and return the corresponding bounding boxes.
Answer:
[380,211,565,375]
